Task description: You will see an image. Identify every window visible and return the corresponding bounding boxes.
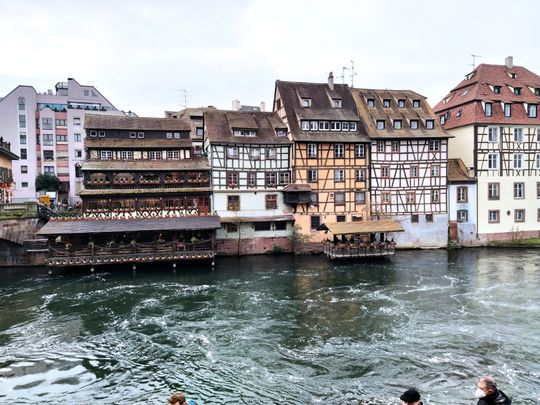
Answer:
[19,115,26,128]
[411,214,419,223]
[254,222,272,231]
[301,98,311,108]
[381,192,390,204]
[21,165,28,174]
[21,182,28,188]
[227,146,239,159]
[265,148,276,160]
[167,150,180,160]
[334,144,344,158]
[334,192,345,205]
[514,87,522,95]
[398,99,406,108]
[529,104,537,118]
[129,132,136,138]
[355,168,366,181]
[225,223,238,233]
[100,151,112,160]
[513,128,523,143]
[349,122,357,131]
[536,153,540,169]
[227,195,240,211]
[485,103,493,117]
[196,127,204,136]
[318,121,329,131]
[381,166,389,178]
[307,143,317,158]
[489,210,500,223]
[331,121,341,131]
[376,120,386,130]
[431,164,440,177]
[41,118,53,130]
[98,131,105,138]
[43,134,53,146]
[537,182,540,198]
[279,171,290,185]
[233,129,257,136]
[412,100,421,108]
[227,172,239,188]
[56,135,67,143]
[336,215,346,222]
[75,164,82,178]
[332,99,342,108]
[393,120,402,130]
[44,166,55,175]
[149,151,162,160]
[410,120,419,129]
[410,165,418,177]
[166,132,173,139]
[367,99,375,107]
[457,187,468,203]
[310,215,320,230]
[504,103,511,117]
[513,153,523,169]
[310,192,318,206]
[18,97,25,110]
[355,144,365,158]
[89,130,98,138]
[538,209,540,222]
[488,153,499,169]
[515,209,525,222]
[425,120,435,129]
[266,172,277,187]
[308,169,317,182]
[536,88,540,96]
[266,194,278,209]
[488,183,500,200]
[426,214,433,222]
[43,150,54,160]
[488,127,498,142]
[355,191,365,204]
[73,117,81,125]
[334,169,345,182]
[19,132,27,145]
[392,141,399,152]
[137,132,144,138]
[247,172,257,188]
[342,122,349,131]
[74,133,82,142]
[494,86,501,94]
[457,210,468,223]
[431,190,440,203]
[429,140,440,151]
[121,151,133,160]
[514,182,524,199]
[440,115,446,125]
[383,99,391,108]
[301,121,310,130]
[249,148,261,160]
[18,147,27,160]
[406,192,415,204]
[55,119,67,127]
[377,141,385,152]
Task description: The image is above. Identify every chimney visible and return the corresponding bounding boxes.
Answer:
[47,89,53,95]
[328,72,334,91]
[505,56,514,69]
[259,102,266,112]
[232,100,241,111]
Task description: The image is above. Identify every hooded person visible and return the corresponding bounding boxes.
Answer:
[475,376,511,404]
[399,388,425,405]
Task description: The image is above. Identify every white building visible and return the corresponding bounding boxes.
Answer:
[447,158,477,246]
[203,109,294,254]
[0,78,126,205]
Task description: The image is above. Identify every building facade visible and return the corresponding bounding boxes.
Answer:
[447,158,477,246]
[0,78,125,205]
[434,57,540,242]
[204,109,294,254]
[352,88,450,248]
[0,138,18,203]
[274,76,370,251]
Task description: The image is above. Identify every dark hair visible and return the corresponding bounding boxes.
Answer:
[168,392,186,404]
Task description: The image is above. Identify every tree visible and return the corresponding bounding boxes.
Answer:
[35,173,61,191]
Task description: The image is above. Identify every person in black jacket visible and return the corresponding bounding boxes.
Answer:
[399,388,425,405]
[475,376,511,404]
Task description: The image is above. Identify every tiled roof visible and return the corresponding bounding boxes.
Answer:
[204,110,291,145]
[352,88,450,139]
[78,187,212,196]
[433,63,540,129]
[82,159,210,171]
[275,80,370,142]
[447,158,476,183]
[85,114,192,131]
[85,138,192,148]
[282,183,311,192]
[319,219,404,235]
[220,215,294,223]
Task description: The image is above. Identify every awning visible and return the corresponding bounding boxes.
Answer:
[317,220,404,235]
[37,215,221,236]
[220,215,294,223]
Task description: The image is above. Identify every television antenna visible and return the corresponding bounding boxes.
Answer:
[469,54,482,68]
[350,60,358,88]
[177,89,189,109]
[338,66,349,84]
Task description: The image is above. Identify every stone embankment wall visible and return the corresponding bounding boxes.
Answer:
[0,218,41,245]
[216,236,292,255]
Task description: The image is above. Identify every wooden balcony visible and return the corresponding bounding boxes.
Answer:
[323,241,396,259]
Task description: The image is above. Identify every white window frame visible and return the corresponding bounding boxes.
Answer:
[100,150,112,160]
[334,169,345,182]
[429,140,440,151]
[167,150,180,160]
[355,144,365,158]
[301,121,310,130]
[121,150,134,160]
[513,153,523,169]
[488,153,499,170]
[513,127,523,143]
[307,143,317,158]
[349,122,357,131]
[488,127,498,142]
[410,120,419,129]
[514,182,524,199]
[504,103,511,117]
[334,143,344,158]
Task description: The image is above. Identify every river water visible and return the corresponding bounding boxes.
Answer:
[0,249,539,404]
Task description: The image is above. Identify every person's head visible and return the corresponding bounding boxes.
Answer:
[476,376,497,398]
[168,392,186,405]
[400,388,421,405]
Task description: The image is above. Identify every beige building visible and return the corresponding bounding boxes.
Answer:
[0,138,18,203]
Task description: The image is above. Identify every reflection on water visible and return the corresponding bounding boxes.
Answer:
[0,249,539,404]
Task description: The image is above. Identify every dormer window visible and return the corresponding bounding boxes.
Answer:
[166,132,173,139]
[393,120,402,130]
[383,99,391,108]
[342,122,349,131]
[196,127,204,136]
[535,88,540,96]
[233,129,257,136]
[310,121,318,131]
[319,121,329,131]
[137,132,144,138]
[494,86,501,94]
[485,102,493,117]
[276,129,287,136]
[367,99,375,108]
[301,98,311,108]
[331,121,341,131]
[514,87,522,95]
[410,120,419,129]
[89,130,97,137]
[98,131,105,138]
[504,103,512,117]
[129,132,136,138]
[425,120,435,129]
[509,72,517,79]
[528,104,537,118]
[332,99,342,108]
[398,99,406,108]
[301,121,310,130]
[376,120,386,130]
[412,100,421,108]
[349,122,357,131]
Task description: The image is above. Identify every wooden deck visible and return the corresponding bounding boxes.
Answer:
[323,242,396,259]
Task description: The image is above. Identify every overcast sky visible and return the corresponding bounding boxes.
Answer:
[1,0,539,116]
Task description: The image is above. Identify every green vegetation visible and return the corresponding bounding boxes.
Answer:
[35,173,61,191]
[488,238,540,247]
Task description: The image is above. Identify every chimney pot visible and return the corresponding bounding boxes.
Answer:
[328,72,334,91]
[505,56,514,69]
[259,102,266,112]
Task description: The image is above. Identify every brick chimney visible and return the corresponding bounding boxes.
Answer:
[505,56,514,69]
[328,72,334,91]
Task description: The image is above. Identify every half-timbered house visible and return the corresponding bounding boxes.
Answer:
[203,109,294,254]
[37,115,220,268]
[274,75,370,251]
[434,57,540,243]
[351,88,450,248]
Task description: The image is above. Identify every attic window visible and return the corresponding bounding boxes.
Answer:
[301,98,311,108]
[494,86,501,94]
[367,99,375,108]
[129,132,136,138]
[410,120,419,129]
[137,132,144,138]
[376,120,386,130]
[166,132,173,139]
[383,99,391,108]
[426,120,435,129]
[332,99,342,108]
[535,88,540,96]
[398,99,406,108]
[393,120,402,129]
[514,87,522,95]
[412,100,421,108]
[233,129,257,137]
[509,72,517,79]
[276,129,287,136]
[98,131,105,137]
[89,130,97,137]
